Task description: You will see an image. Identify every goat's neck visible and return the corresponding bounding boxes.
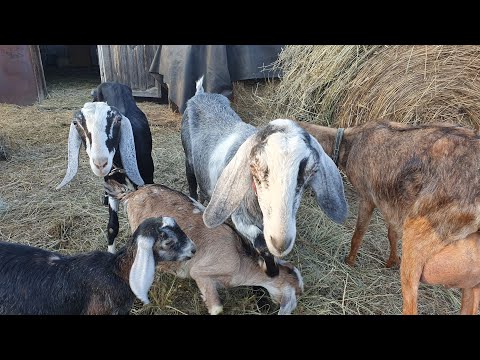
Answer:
[310,125,356,173]
[113,243,137,283]
[232,255,284,289]
[242,186,264,226]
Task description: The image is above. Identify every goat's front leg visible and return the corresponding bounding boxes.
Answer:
[107,195,119,254]
[345,198,375,266]
[185,160,198,201]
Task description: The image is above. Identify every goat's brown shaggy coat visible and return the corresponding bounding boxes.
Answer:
[300,120,480,314]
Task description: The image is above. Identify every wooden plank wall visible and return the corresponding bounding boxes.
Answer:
[97,45,160,98]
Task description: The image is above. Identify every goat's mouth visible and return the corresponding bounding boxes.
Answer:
[266,237,295,258]
[91,166,111,177]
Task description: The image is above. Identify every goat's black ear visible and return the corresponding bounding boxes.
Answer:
[112,110,122,125]
[91,88,98,101]
[73,111,84,125]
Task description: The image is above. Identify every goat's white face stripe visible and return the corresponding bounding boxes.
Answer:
[208,133,240,195]
[81,102,115,177]
[161,216,176,228]
[253,122,313,257]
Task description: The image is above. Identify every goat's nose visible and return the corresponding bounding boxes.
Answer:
[269,236,291,257]
[191,246,197,254]
[93,159,108,169]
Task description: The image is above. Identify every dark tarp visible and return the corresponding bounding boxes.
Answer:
[149,45,283,114]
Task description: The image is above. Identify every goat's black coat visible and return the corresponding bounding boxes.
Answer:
[0,242,134,315]
[92,82,154,185]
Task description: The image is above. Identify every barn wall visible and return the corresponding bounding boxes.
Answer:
[97,45,161,98]
[0,45,47,105]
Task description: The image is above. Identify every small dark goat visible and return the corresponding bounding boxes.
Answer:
[0,217,196,315]
[57,82,154,253]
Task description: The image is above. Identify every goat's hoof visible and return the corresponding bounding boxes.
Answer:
[345,255,356,267]
[386,256,401,268]
[209,305,223,315]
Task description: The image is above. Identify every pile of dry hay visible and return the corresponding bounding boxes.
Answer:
[262,45,480,129]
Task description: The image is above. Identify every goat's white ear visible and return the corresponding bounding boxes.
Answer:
[278,287,297,315]
[203,135,256,228]
[129,235,155,304]
[308,135,348,224]
[119,115,145,187]
[56,123,82,190]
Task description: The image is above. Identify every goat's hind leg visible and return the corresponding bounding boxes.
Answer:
[421,231,480,314]
[107,195,119,254]
[345,198,375,266]
[461,287,480,315]
[193,276,223,315]
[185,160,199,201]
[385,224,401,268]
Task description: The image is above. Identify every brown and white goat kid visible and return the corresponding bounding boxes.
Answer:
[104,172,304,315]
[299,120,480,314]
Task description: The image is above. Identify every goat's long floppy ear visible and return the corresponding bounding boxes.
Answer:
[278,287,297,315]
[119,115,145,186]
[129,235,155,304]
[56,122,82,190]
[308,135,348,224]
[203,135,256,228]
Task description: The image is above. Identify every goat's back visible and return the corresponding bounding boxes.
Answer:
[181,91,255,176]
[348,121,480,239]
[122,184,247,273]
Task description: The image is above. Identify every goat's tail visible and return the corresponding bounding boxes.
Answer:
[195,76,205,95]
[104,170,136,201]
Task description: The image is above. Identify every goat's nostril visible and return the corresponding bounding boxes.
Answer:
[93,160,108,169]
[191,247,196,254]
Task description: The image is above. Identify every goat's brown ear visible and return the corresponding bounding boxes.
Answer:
[308,135,348,224]
[278,287,297,315]
[129,235,155,304]
[203,135,256,228]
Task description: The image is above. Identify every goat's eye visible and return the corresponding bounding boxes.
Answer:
[163,239,174,247]
[72,120,78,126]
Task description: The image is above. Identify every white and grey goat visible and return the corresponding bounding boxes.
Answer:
[181,76,348,276]
[56,98,153,254]
[105,172,304,315]
[0,217,196,315]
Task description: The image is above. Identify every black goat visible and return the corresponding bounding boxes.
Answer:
[0,217,196,315]
[57,82,154,253]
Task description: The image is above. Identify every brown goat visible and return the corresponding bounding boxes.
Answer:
[105,176,304,315]
[299,120,480,314]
